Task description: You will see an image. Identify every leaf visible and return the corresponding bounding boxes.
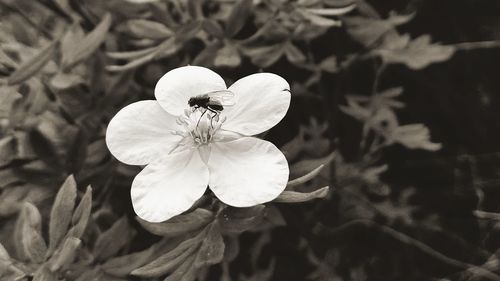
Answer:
[219,205,265,234]
[284,43,306,65]
[138,208,214,236]
[299,9,342,27]
[194,222,225,268]
[290,151,336,178]
[164,254,197,281]
[375,35,455,69]
[287,164,325,187]
[20,203,47,263]
[29,126,62,170]
[48,237,81,272]
[225,0,253,37]
[275,186,330,203]
[62,13,112,69]
[214,44,241,67]
[48,175,77,255]
[241,43,285,68]
[7,40,58,85]
[123,19,173,40]
[101,242,162,277]
[343,13,413,47]
[93,216,131,261]
[223,235,239,262]
[0,87,22,118]
[202,19,224,39]
[131,229,206,277]
[67,185,92,239]
[33,266,57,281]
[305,5,356,16]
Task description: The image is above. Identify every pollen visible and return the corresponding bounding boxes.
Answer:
[173,108,226,147]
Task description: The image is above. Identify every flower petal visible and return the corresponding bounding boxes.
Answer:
[155,66,227,116]
[106,100,183,165]
[208,137,289,207]
[222,73,291,136]
[131,149,209,222]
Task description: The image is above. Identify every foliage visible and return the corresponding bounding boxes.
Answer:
[1,0,499,280]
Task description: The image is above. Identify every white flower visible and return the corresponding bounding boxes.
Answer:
[106,66,291,222]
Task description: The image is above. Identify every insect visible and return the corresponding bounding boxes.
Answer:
[188,89,235,126]
[188,90,235,114]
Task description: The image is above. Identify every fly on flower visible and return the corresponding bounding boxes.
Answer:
[106,66,291,223]
[188,89,235,114]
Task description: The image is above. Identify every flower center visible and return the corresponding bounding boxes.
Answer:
[174,108,226,147]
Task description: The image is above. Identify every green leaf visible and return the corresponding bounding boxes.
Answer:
[48,237,81,272]
[138,208,214,237]
[48,175,77,255]
[131,230,205,278]
[225,0,253,37]
[194,222,225,268]
[20,203,47,263]
[93,216,132,261]
[67,185,92,239]
[7,40,58,85]
[275,186,330,203]
[123,19,173,40]
[62,13,112,69]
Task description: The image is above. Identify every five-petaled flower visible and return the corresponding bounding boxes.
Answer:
[106,66,291,222]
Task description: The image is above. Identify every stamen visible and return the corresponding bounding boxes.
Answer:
[173,107,226,147]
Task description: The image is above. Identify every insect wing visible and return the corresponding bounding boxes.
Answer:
[206,90,235,106]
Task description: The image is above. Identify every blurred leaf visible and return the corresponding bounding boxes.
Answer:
[67,185,92,239]
[202,19,225,40]
[319,56,338,73]
[48,237,81,272]
[298,9,342,27]
[50,72,84,90]
[214,44,241,67]
[241,43,285,68]
[93,216,131,261]
[33,266,56,281]
[138,208,214,237]
[281,129,305,162]
[284,42,307,64]
[62,13,112,69]
[123,19,173,40]
[290,151,336,178]
[305,5,356,16]
[66,128,88,174]
[7,40,58,85]
[29,126,62,170]
[287,164,325,187]
[275,186,329,203]
[0,136,16,167]
[0,87,22,118]
[20,203,47,263]
[343,13,413,47]
[48,175,77,255]
[225,0,253,38]
[194,222,225,268]
[375,35,455,69]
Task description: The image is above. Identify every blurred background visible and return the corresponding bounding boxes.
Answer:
[2,0,500,280]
